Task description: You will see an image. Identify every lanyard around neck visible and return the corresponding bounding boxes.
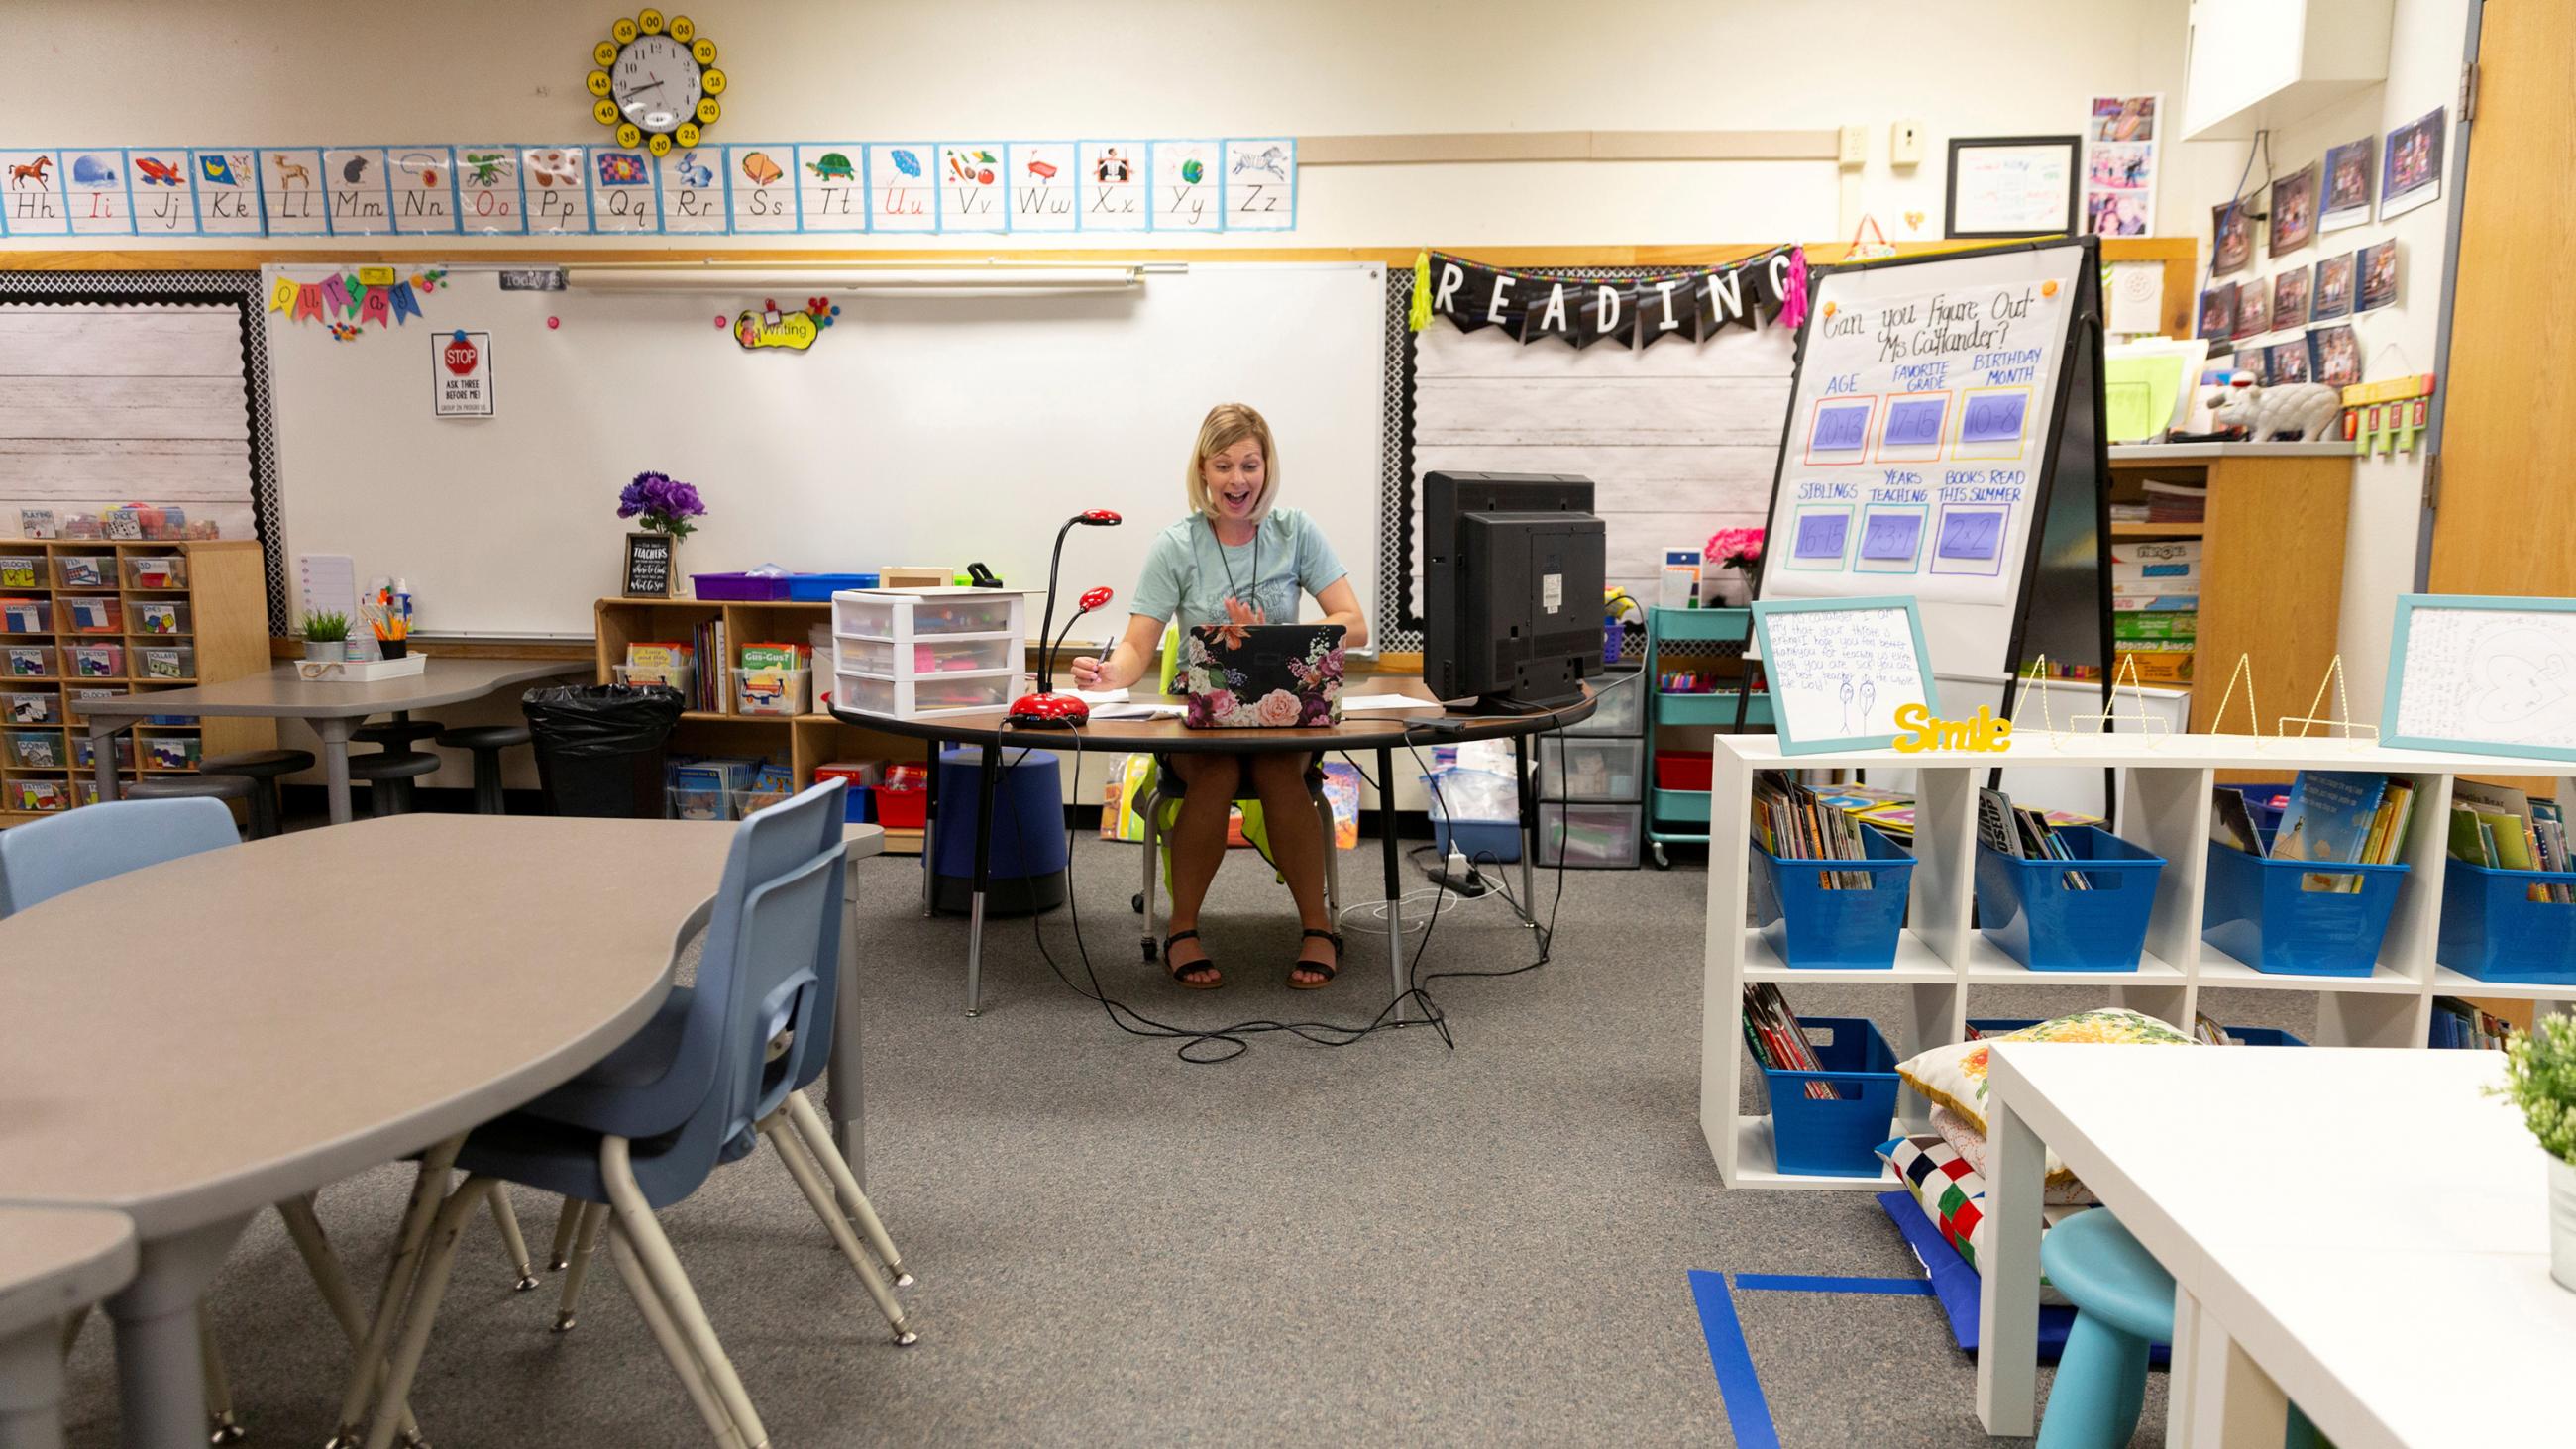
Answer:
[1211,516,1260,608]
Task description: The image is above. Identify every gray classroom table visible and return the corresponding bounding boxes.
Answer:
[0,1206,137,1449]
[76,658,582,825]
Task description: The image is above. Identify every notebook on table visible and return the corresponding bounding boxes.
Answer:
[1177,623,1345,728]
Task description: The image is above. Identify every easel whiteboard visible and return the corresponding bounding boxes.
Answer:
[266,263,1386,639]
[1754,242,2091,677]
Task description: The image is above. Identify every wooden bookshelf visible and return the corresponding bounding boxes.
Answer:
[1,541,273,824]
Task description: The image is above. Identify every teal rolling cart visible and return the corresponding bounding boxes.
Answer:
[1644,605,1773,869]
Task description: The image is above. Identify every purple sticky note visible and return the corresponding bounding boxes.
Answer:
[1882,398,1947,448]
[1960,393,2026,444]
[1937,510,2004,561]
[1861,511,1923,561]
[1811,404,1871,452]
[1794,511,1850,559]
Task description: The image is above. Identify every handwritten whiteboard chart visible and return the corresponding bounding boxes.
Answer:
[1750,595,1940,754]
[1756,241,2092,679]
[2384,595,2576,761]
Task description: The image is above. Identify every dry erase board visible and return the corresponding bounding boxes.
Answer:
[1756,242,2092,678]
[1750,594,1939,754]
[2384,594,2576,762]
[266,263,1384,639]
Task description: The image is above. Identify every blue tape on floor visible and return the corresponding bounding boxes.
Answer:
[1733,1273,1936,1296]
[1687,1270,1781,1449]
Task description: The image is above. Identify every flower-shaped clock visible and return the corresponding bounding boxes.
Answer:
[587,9,727,156]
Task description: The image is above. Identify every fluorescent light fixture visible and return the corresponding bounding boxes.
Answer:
[563,261,1177,294]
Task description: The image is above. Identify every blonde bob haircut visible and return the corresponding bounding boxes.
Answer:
[1184,402,1279,520]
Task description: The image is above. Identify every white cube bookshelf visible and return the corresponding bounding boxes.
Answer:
[1701,732,2576,1191]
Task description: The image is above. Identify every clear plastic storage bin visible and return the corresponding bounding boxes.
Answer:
[612,663,697,696]
[1538,737,1643,802]
[1566,669,1645,736]
[1538,802,1643,868]
[832,587,1021,640]
[136,646,192,681]
[121,556,188,590]
[5,645,56,678]
[732,668,812,716]
[667,783,732,821]
[129,600,189,636]
[144,736,201,771]
[833,669,1022,719]
[65,597,122,634]
[4,691,60,726]
[67,644,124,678]
[51,554,114,589]
[1,599,54,634]
[7,729,66,768]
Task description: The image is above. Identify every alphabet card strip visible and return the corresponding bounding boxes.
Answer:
[1150,139,1221,231]
[657,145,726,233]
[1078,141,1147,231]
[726,145,798,232]
[386,145,460,234]
[864,145,931,232]
[521,147,590,234]
[1006,142,1077,232]
[127,148,198,235]
[321,148,392,235]
[1222,138,1295,230]
[0,150,71,235]
[190,148,266,235]
[64,149,135,236]
[451,146,525,235]
[587,148,660,233]
[937,143,1007,232]
[261,148,329,235]
[796,144,867,232]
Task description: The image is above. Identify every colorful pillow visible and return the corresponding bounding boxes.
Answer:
[1894,1007,2192,1136]
[1877,1133,2085,1304]
[1931,1105,2094,1204]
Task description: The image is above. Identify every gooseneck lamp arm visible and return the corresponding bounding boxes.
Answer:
[1033,510,1121,692]
[1049,587,1115,689]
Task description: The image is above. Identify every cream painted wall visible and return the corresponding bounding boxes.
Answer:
[11,0,2188,248]
[2165,0,2468,719]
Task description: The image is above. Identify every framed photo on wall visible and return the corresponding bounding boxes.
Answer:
[1946,136,2081,239]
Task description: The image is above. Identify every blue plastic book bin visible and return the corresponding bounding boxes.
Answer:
[1750,824,1913,970]
[2229,783,2294,836]
[1759,1016,1900,1178]
[2437,857,2576,984]
[1972,826,2164,972]
[2201,832,2408,977]
[2222,1026,2308,1047]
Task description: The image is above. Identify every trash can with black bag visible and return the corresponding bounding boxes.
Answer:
[521,683,685,818]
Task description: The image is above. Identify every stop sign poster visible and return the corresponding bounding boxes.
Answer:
[432,329,493,417]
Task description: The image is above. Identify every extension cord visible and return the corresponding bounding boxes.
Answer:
[1423,846,1490,898]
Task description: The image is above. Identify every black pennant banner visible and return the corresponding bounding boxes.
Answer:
[1412,246,1808,350]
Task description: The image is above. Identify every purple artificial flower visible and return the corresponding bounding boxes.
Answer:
[615,470,708,538]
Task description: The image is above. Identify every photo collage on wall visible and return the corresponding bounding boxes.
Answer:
[2081,95,2158,238]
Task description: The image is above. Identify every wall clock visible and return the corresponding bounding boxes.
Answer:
[586,10,726,156]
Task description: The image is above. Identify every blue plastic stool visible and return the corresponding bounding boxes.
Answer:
[2039,1210,2320,1449]
[930,745,1068,916]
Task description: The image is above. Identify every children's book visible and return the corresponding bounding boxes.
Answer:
[2272,771,2389,890]
[2210,786,2267,856]
[739,642,807,672]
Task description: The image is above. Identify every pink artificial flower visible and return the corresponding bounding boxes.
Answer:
[1253,689,1303,727]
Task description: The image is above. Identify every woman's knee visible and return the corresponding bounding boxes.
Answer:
[1244,751,1305,794]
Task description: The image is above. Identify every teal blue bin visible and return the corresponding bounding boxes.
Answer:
[2201,834,2407,977]
[2436,857,2576,984]
[1973,827,2164,972]
[1759,1017,1900,1178]
[1750,824,1913,970]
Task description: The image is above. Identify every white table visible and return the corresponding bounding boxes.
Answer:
[0,816,731,1449]
[0,1207,137,1449]
[1978,1043,2576,1447]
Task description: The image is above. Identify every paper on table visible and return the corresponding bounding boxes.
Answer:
[1339,693,1444,713]
[1066,687,1130,704]
[1089,701,1187,720]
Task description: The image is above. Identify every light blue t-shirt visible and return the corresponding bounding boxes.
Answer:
[1129,506,1347,630]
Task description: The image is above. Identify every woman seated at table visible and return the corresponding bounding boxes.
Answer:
[1070,402,1369,991]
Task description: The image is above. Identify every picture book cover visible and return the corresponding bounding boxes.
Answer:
[2272,771,2388,880]
[739,643,807,671]
[1978,787,2023,857]
[2210,786,2267,856]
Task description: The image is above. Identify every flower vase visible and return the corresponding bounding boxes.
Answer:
[303,640,340,662]
[2550,1153,2576,1293]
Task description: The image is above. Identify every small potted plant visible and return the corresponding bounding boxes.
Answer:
[617,470,707,597]
[300,611,350,662]
[1703,526,1766,607]
[2495,1015,2576,1291]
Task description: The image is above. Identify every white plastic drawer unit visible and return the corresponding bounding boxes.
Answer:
[1565,669,1644,737]
[832,670,1023,720]
[1538,802,1643,869]
[1538,737,1644,803]
[830,587,1024,644]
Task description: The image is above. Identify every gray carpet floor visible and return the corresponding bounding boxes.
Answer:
[58,828,2313,1447]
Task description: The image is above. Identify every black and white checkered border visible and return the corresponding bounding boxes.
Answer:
[0,269,288,635]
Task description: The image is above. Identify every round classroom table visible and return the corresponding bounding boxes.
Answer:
[0,815,736,1449]
[1,1206,138,1449]
[828,674,1596,1015]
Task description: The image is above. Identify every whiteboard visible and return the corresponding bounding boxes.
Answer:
[2385,595,2576,759]
[266,263,1386,640]
[1756,243,2087,677]
[1750,596,1937,754]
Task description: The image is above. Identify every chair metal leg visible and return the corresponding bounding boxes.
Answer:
[604,1223,746,1449]
[546,1198,581,1272]
[485,1190,540,1291]
[554,1203,606,1332]
[276,1195,424,1446]
[1313,787,1341,918]
[782,1091,911,1288]
[199,1317,246,1444]
[1138,785,1163,959]
[759,1116,915,1344]
[600,1137,769,1449]
[328,1137,462,1449]
[361,1177,494,1449]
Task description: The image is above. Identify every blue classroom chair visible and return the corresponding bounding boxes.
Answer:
[346,782,912,1449]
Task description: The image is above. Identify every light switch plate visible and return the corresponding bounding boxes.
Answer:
[1890,119,1925,167]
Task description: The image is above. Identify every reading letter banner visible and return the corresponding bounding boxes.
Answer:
[1410,246,1807,350]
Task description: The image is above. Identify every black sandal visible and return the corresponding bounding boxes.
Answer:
[1164,930,1222,989]
[1288,928,1343,990]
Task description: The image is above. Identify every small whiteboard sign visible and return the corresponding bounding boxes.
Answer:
[2383,594,2576,762]
[1751,595,1940,755]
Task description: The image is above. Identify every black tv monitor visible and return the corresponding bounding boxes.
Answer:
[1423,471,1606,711]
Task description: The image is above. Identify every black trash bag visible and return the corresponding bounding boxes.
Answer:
[521,683,685,819]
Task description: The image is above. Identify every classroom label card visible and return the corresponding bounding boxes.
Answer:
[865,145,931,232]
[1152,140,1221,231]
[1006,142,1077,231]
[938,144,1007,232]
[1932,505,2008,575]
[452,147,524,234]
[1,151,70,235]
[65,150,133,235]
[1877,394,1949,458]
[1857,507,1927,571]
[1223,138,1295,230]
[322,148,392,235]
[1787,506,1852,569]
[1804,398,1875,462]
[190,149,265,235]
[657,146,726,233]
[432,330,493,418]
[727,145,798,232]
[1079,142,1147,231]
[388,146,459,234]
[522,147,590,234]
[261,149,329,234]
[127,149,197,234]
[587,149,660,232]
